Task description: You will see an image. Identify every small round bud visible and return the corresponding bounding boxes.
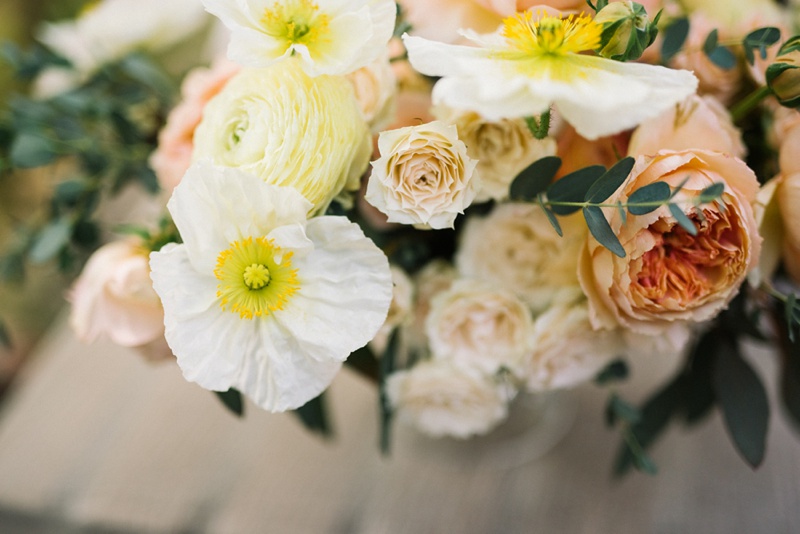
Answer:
[594,1,658,61]
[767,36,800,109]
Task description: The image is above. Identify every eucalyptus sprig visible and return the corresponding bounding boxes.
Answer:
[509,156,726,258]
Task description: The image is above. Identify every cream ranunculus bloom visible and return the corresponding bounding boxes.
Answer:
[579,150,762,335]
[456,203,585,312]
[202,0,396,76]
[365,120,480,229]
[70,239,166,348]
[628,94,745,159]
[149,161,393,412]
[404,10,697,139]
[192,62,371,215]
[434,105,557,201]
[386,360,512,438]
[426,279,535,375]
[524,301,621,391]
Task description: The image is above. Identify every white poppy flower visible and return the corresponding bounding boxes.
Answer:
[149,161,393,412]
[403,10,698,140]
[202,0,397,76]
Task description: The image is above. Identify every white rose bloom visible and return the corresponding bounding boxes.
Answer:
[456,203,585,313]
[403,10,697,140]
[366,121,480,229]
[386,360,513,439]
[347,52,398,133]
[434,106,557,202]
[192,62,371,214]
[524,302,621,391]
[37,0,209,74]
[149,161,392,412]
[370,265,414,355]
[426,279,534,375]
[202,0,396,76]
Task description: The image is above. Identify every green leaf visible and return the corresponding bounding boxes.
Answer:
[607,393,640,426]
[0,319,11,349]
[293,393,333,437]
[9,133,58,168]
[547,165,605,215]
[54,180,89,206]
[743,27,782,65]
[524,109,551,139]
[681,335,716,425]
[595,359,630,385]
[0,253,25,284]
[698,182,725,203]
[780,338,800,432]
[703,29,719,55]
[668,204,698,235]
[29,218,72,264]
[214,388,244,417]
[379,329,399,455]
[509,156,562,201]
[627,181,670,215]
[584,205,625,258]
[345,345,379,381]
[712,339,769,468]
[118,53,175,98]
[661,17,690,63]
[706,45,737,70]
[537,195,563,236]
[585,156,635,203]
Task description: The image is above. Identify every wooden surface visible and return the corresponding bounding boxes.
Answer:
[0,315,799,533]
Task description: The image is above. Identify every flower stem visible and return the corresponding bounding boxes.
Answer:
[731,85,772,122]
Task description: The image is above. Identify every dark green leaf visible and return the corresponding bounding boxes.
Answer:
[509,156,562,201]
[379,329,399,455]
[537,195,563,236]
[585,157,635,204]
[781,338,800,432]
[682,336,716,424]
[698,182,725,203]
[29,218,72,264]
[584,205,625,258]
[595,359,630,385]
[0,253,25,284]
[668,204,697,235]
[706,45,737,70]
[118,54,175,98]
[703,29,719,55]
[743,27,782,65]
[345,345,379,382]
[9,133,59,168]
[627,181,670,215]
[72,220,101,248]
[54,180,89,206]
[547,165,605,215]
[632,451,659,475]
[0,319,11,349]
[712,339,769,468]
[661,17,690,63]
[293,393,333,437]
[214,388,244,417]
[607,393,641,426]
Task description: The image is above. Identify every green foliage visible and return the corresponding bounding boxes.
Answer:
[703,29,737,70]
[585,157,635,204]
[379,329,399,455]
[743,27,782,65]
[583,205,624,257]
[661,17,689,64]
[667,203,698,236]
[293,393,333,437]
[215,388,245,417]
[626,182,670,215]
[0,319,11,349]
[546,165,606,215]
[595,359,630,385]
[509,156,562,201]
[524,109,552,139]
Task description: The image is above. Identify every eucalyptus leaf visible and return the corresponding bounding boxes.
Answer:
[214,388,244,417]
[293,393,333,437]
[584,206,625,258]
[781,338,800,432]
[29,218,72,264]
[668,204,698,235]
[706,45,737,70]
[661,17,690,63]
[712,339,769,468]
[547,165,605,215]
[509,156,562,201]
[9,133,58,168]
[538,195,563,236]
[702,29,719,55]
[627,181,670,215]
[0,319,11,349]
[595,359,630,385]
[698,182,725,203]
[743,26,782,65]
[585,156,635,203]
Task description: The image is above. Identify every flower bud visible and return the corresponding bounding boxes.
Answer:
[594,1,658,61]
[767,36,800,109]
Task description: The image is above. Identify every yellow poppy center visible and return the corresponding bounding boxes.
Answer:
[261,0,331,51]
[214,237,300,319]
[502,11,602,56]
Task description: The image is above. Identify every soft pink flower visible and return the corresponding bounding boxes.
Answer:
[149,58,240,191]
[69,240,167,350]
[579,150,762,334]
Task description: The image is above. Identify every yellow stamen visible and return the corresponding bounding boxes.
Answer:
[501,11,602,57]
[261,0,331,51]
[214,237,300,319]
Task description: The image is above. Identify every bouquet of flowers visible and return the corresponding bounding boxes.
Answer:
[2,0,800,475]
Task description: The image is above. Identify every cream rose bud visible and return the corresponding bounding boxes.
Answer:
[579,150,762,335]
[365,121,479,229]
[386,360,512,439]
[434,106,557,202]
[346,53,397,134]
[628,95,746,159]
[524,302,621,392]
[69,239,166,348]
[426,279,535,376]
[193,62,371,215]
[456,203,585,313]
[370,266,415,355]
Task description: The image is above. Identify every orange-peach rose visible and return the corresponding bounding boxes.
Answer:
[628,95,745,158]
[149,58,239,191]
[579,150,762,334]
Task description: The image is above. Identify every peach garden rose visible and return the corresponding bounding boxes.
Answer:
[579,149,762,335]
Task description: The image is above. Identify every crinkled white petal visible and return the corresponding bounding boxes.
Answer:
[167,161,312,273]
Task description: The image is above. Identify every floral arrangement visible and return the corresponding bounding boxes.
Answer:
[2,0,800,476]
